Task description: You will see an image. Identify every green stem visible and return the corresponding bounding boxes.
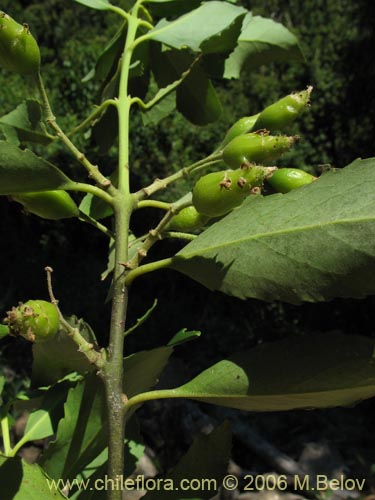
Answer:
[78,211,114,239]
[161,231,197,241]
[67,100,117,137]
[67,182,114,206]
[136,200,171,211]
[1,416,12,456]
[125,388,182,411]
[45,267,106,369]
[125,198,192,270]
[136,154,223,200]
[35,71,116,196]
[125,257,173,286]
[124,298,158,337]
[102,12,142,500]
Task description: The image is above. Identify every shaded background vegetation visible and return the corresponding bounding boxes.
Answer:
[1,0,375,485]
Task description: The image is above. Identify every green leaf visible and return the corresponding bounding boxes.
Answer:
[22,381,74,442]
[72,417,144,499]
[124,346,174,399]
[31,318,96,388]
[147,2,246,53]
[79,192,113,220]
[92,105,118,154]
[141,92,176,126]
[224,14,303,79]
[0,455,67,498]
[0,142,73,195]
[142,421,231,500]
[0,100,53,146]
[168,332,375,411]
[167,328,201,347]
[151,49,222,125]
[93,25,126,83]
[172,158,375,303]
[40,374,107,481]
[177,60,222,125]
[72,0,112,10]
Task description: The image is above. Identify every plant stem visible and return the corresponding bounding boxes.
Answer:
[78,211,114,239]
[35,71,117,196]
[67,182,114,206]
[102,10,141,500]
[125,257,174,286]
[136,154,223,200]
[136,200,171,211]
[67,100,117,137]
[125,198,191,270]
[161,231,197,241]
[45,267,106,369]
[125,388,182,410]
[1,416,11,456]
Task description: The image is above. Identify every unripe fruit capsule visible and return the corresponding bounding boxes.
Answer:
[11,190,79,220]
[0,11,41,74]
[192,165,275,217]
[166,206,210,232]
[222,132,298,169]
[267,168,317,193]
[4,300,59,343]
[221,113,260,147]
[253,87,313,132]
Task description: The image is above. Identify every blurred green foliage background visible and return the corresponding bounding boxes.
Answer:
[0,0,374,373]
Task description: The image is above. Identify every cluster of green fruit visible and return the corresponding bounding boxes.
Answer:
[169,87,317,232]
[0,12,317,342]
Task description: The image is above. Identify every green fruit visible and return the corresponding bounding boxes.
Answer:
[253,87,312,132]
[0,324,9,339]
[4,300,59,342]
[221,113,260,147]
[0,11,41,74]
[11,190,79,220]
[192,165,274,217]
[222,132,298,169]
[267,168,317,193]
[166,206,210,232]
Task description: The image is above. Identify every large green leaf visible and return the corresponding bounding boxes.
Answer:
[40,374,107,482]
[224,14,303,79]
[147,1,246,53]
[0,142,73,195]
[0,455,67,498]
[0,100,53,146]
[142,421,231,500]
[164,332,375,411]
[172,158,375,304]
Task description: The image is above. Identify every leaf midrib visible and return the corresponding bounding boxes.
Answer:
[178,215,375,259]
